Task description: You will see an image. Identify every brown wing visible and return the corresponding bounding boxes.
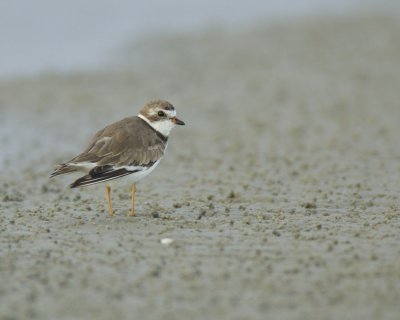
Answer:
[69,116,167,167]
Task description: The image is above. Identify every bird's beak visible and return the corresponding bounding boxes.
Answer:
[172,117,185,125]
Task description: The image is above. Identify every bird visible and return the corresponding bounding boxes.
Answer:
[50,100,185,217]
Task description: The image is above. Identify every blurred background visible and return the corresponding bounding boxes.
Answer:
[1,1,400,320]
[0,0,398,77]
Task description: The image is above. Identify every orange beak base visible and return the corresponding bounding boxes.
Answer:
[172,117,185,125]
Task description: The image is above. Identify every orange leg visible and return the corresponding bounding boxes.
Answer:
[130,184,136,217]
[105,185,113,217]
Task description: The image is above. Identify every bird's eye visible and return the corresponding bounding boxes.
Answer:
[158,111,165,117]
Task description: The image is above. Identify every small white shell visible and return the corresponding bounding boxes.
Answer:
[160,238,174,245]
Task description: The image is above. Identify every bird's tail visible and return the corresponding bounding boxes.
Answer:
[50,163,78,178]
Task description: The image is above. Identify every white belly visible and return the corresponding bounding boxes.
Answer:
[127,158,162,183]
[103,159,162,189]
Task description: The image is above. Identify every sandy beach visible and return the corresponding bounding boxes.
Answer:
[1,14,400,320]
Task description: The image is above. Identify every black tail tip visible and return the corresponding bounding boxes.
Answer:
[49,172,58,178]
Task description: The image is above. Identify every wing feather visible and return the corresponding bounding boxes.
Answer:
[70,166,140,188]
[67,116,167,168]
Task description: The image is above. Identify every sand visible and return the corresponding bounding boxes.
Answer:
[1,14,400,320]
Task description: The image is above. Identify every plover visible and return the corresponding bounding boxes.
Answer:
[50,100,185,217]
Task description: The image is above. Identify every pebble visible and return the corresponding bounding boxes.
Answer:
[160,238,174,245]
